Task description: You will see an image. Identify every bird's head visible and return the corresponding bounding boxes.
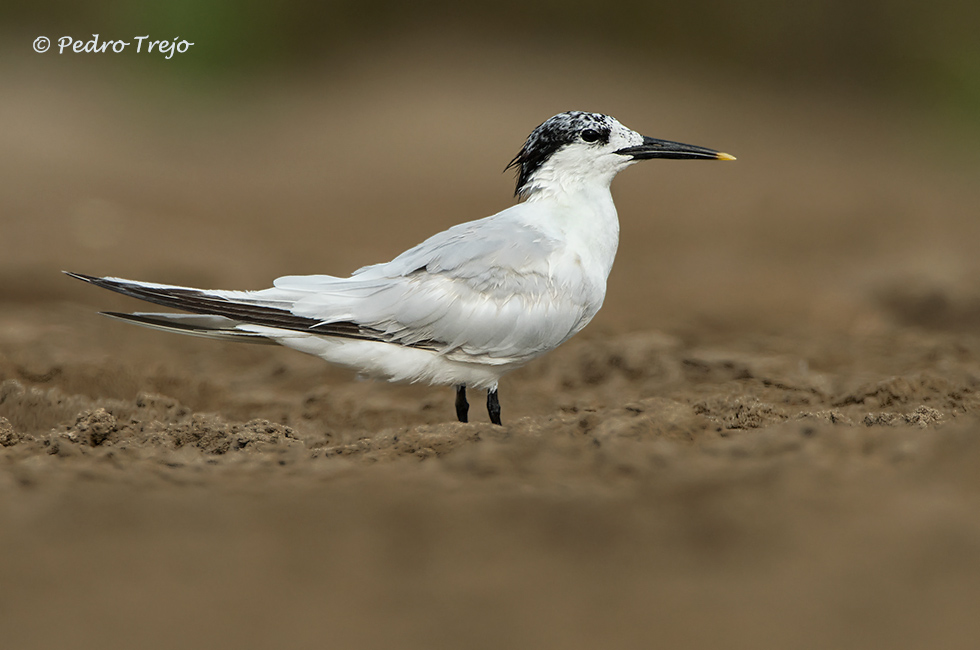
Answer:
[506,111,734,199]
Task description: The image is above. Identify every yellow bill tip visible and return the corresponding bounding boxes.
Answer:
[716,152,736,161]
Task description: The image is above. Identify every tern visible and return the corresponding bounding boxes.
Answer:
[67,111,733,425]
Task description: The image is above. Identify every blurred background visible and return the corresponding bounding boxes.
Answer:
[5,0,980,114]
[1,0,979,338]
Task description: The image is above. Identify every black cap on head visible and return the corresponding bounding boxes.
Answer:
[506,112,614,196]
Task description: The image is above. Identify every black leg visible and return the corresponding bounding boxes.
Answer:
[455,385,469,423]
[487,388,502,426]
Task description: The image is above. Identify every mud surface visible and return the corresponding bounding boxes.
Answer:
[3,45,980,649]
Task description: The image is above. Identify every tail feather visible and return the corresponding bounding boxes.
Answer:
[101,311,278,344]
[64,271,381,342]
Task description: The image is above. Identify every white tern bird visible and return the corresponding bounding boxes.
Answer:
[67,111,734,425]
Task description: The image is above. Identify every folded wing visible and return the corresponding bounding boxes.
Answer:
[67,207,604,364]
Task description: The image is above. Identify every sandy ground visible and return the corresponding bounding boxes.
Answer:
[3,41,980,649]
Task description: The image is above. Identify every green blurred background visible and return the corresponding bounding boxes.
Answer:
[4,1,980,121]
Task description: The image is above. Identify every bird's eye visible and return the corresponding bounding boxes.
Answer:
[580,129,600,143]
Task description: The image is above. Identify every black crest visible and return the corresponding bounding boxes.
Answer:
[506,111,613,196]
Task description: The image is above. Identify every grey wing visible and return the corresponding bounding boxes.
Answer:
[276,213,603,362]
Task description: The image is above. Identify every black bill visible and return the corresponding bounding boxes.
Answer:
[615,135,735,161]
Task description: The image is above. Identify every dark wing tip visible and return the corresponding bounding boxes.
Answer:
[100,311,140,320]
[64,271,100,283]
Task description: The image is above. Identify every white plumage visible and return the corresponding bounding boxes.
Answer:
[68,111,733,423]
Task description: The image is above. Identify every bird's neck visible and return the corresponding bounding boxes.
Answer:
[518,155,621,202]
[522,178,616,212]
